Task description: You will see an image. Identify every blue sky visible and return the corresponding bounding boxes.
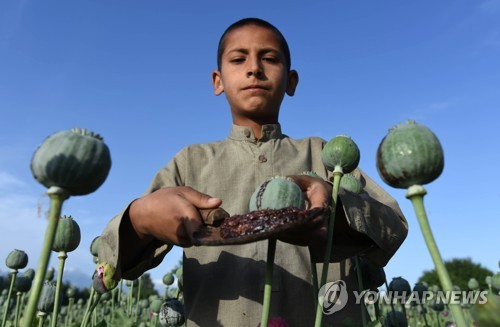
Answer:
[1,0,499,293]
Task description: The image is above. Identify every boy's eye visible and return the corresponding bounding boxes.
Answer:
[230,57,245,63]
[263,57,279,63]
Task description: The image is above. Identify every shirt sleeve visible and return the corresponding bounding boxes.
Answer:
[98,149,187,280]
[340,168,408,266]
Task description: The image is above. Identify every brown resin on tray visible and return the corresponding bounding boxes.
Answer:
[219,207,309,238]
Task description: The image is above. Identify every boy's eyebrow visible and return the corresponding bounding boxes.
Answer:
[225,47,282,56]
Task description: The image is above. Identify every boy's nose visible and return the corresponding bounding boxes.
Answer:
[246,58,263,78]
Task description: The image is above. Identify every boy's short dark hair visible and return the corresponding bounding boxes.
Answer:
[217,18,291,72]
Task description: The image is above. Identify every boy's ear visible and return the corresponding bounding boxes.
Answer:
[285,70,299,96]
[212,70,224,95]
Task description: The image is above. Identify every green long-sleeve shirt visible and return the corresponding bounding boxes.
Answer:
[99,124,408,326]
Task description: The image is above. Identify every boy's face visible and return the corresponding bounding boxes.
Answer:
[212,24,298,125]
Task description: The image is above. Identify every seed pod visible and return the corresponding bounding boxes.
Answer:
[5,249,28,270]
[66,287,75,298]
[431,298,445,312]
[321,135,360,174]
[383,310,408,327]
[37,282,57,313]
[150,299,163,314]
[52,215,81,253]
[92,262,118,294]
[389,277,411,301]
[30,128,111,196]
[90,236,101,257]
[249,176,305,211]
[491,272,500,292]
[163,273,174,286]
[159,299,185,327]
[376,121,444,189]
[45,267,55,281]
[14,275,32,293]
[468,278,480,290]
[412,282,428,302]
[23,268,36,280]
[339,173,363,194]
[389,277,411,293]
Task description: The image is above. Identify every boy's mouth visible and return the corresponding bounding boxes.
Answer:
[242,84,269,91]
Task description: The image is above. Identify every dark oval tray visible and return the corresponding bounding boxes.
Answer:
[191,207,327,246]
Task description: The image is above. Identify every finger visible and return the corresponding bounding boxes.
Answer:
[175,186,222,209]
[288,175,331,209]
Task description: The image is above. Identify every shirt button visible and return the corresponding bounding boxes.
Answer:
[258,155,267,163]
[244,130,251,138]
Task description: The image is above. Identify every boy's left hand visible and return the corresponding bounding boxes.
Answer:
[277,175,331,246]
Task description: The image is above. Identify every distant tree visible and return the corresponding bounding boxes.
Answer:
[418,258,493,290]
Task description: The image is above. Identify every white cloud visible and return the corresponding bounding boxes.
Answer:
[0,171,26,189]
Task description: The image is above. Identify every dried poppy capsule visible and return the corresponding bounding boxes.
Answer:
[321,135,360,174]
[30,128,111,196]
[376,121,444,189]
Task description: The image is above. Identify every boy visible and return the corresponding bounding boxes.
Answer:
[99,18,408,326]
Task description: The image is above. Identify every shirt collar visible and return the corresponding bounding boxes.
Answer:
[228,124,283,142]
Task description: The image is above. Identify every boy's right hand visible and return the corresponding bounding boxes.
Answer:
[128,186,222,247]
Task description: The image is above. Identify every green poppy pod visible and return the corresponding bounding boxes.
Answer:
[23,268,35,280]
[66,287,75,298]
[376,121,444,189]
[388,277,411,301]
[30,128,111,196]
[150,299,163,314]
[339,173,363,194]
[52,215,81,253]
[159,299,185,327]
[37,282,58,313]
[14,275,32,293]
[249,176,305,211]
[163,273,174,286]
[45,267,55,281]
[491,272,500,292]
[412,282,428,302]
[321,135,360,174]
[5,249,28,270]
[383,310,408,327]
[90,236,101,257]
[468,278,480,290]
[431,298,445,312]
